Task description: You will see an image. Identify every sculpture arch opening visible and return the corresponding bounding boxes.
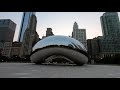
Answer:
[45,55,74,64]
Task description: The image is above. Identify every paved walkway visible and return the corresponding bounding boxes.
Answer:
[0,63,120,78]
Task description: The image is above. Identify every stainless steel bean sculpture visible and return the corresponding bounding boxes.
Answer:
[30,35,88,66]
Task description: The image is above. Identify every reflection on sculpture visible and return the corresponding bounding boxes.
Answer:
[30,35,88,66]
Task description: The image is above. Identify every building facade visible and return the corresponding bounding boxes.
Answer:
[98,35,120,58]
[0,42,12,57]
[0,41,22,58]
[42,28,54,39]
[10,42,22,57]
[0,19,16,42]
[72,22,87,48]
[87,36,103,59]
[18,12,36,42]
[87,35,120,59]
[32,31,39,47]
[100,12,120,36]
[46,28,54,37]
[87,12,120,60]
[20,14,39,57]
[99,12,120,58]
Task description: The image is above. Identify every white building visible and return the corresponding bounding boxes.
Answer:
[72,22,87,49]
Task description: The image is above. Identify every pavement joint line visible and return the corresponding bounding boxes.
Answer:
[108,73,120,75]
[13,73,30,75]
[31,70,39,71]
[18,77,31,78]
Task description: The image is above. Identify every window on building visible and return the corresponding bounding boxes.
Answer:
[0,20,3,25]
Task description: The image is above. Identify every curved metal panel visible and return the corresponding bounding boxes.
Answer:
[31,35,88,66]
[33,35,87,52]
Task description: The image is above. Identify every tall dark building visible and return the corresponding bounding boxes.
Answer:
[18,12,36,42]
[20,14,39,57]
[87,37,102,59]
[87,12,120,60]
[99,12,120,58]
[100,12,120,36]
[0,19,16,42]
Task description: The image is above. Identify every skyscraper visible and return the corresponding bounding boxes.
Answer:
[18,12,36,42]
[20,14,39,57]
[72,22,87,48]
[0,19,16,42]
[87,12,120,60]
[100,12,120,36]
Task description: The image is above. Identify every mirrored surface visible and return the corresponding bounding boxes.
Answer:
[33,35,87,52]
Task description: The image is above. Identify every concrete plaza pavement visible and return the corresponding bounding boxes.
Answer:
[0,62,120,78]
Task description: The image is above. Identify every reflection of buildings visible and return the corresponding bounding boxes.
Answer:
[18,12,36,42]
[31,35,88,66]
[0,19,16,42]
[72,22,87,48]
[20,14,39,57]
[42,28,54,39]
[87,12,120,59]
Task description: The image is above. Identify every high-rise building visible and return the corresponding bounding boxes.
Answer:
[72,22,87,48]
[87,36,102,59]
[20,14,39,57]
[88,35,120,59]
[87,12,120,60]
[42,28,54,39]
[100,12,120,36]
[0,19,16,42]
[18,12,36,42]
[97,12,120,58]
[98,35,120,58]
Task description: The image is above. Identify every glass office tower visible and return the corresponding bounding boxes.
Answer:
[18,12,36,42]
[100,12,120,36]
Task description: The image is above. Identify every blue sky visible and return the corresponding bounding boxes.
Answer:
[0,12,120,41]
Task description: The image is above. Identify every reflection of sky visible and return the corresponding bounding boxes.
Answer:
[33,35,86,51]
[0,12,120,41]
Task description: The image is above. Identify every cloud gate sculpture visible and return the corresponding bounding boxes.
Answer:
[30,35,88,66]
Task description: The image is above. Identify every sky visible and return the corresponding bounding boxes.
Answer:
[0,12,120,41]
